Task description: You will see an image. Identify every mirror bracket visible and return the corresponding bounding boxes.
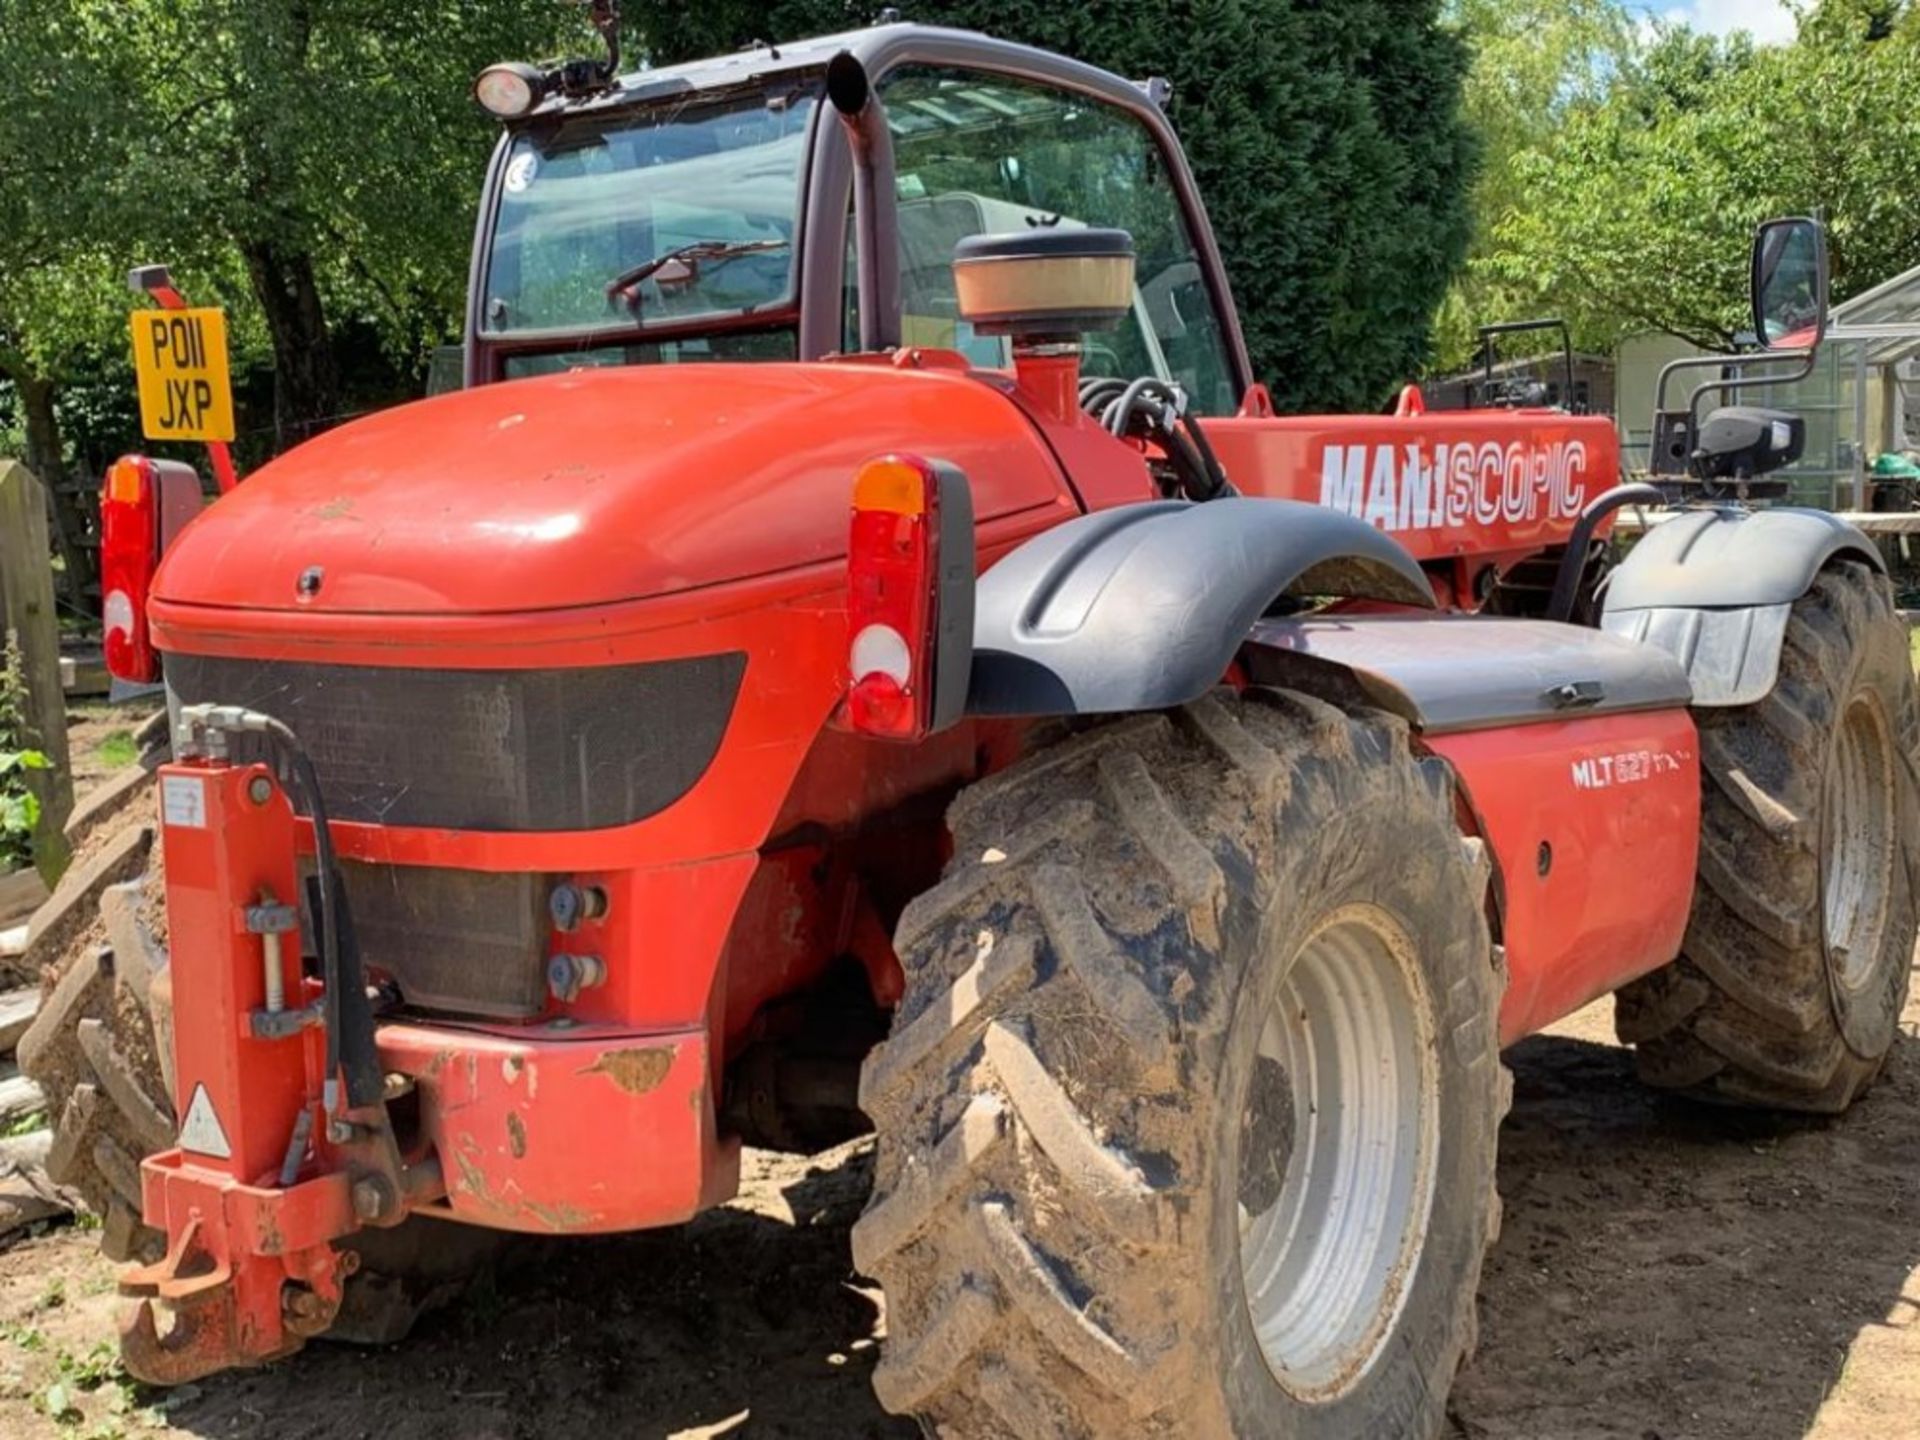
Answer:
[1648,408,1696,478]
[1644,216,1829,480]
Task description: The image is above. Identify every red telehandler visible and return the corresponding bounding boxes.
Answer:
[19,19,1914,1439]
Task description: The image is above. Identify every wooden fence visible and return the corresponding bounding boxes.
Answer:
[0,461,74,882]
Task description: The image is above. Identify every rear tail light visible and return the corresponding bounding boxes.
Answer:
[102,456,161,683]
[846,454,975,741]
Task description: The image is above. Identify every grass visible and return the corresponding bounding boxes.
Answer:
[92,732,136,770]
[0,1111,47,1139]
[59,702,149,781]
[35,1340,138,1436]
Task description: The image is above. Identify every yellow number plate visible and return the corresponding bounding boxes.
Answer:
[131,308,235,443]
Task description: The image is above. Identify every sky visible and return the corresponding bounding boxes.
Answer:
[1650,0,1799,43]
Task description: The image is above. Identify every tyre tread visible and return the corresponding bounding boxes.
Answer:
[861,692,1503,1436]
[1619,565,1916,1114]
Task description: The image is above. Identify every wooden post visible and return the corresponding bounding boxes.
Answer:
[0,461,73,884]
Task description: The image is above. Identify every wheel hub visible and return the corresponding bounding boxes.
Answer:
[1822,692,1898,996]
[1237,905,1441,1403]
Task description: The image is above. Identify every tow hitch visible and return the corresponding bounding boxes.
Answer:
[118,706,437,1383]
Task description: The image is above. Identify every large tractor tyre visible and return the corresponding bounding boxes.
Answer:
[18,718,490,1341]
[856,692,1507,1440]
[1616,560,1920,1112]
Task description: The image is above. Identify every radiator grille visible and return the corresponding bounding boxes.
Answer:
[335,862,549,1019]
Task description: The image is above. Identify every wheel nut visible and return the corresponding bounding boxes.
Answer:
[284,1287,324,1321]
[352,1177,391,1222]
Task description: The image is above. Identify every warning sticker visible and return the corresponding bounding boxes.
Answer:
[504,151,538,193]
[160,774,207,829]
[179,1083,232,1159]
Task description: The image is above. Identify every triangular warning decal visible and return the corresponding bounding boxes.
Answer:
[179,1083,232,1160]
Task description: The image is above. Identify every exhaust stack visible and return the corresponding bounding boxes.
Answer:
[827,52,902,353]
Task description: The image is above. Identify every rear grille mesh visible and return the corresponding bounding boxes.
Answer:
[166,651,745,832]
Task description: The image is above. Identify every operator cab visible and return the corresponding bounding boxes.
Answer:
[461,22,1251,417]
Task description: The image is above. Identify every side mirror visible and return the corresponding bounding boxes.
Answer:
[1751,217,1828,351]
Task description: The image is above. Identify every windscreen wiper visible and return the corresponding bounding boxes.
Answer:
[605,238,790,312]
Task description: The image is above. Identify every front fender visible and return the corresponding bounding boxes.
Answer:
[966,498,1432,716]
[1601,505,1885,706]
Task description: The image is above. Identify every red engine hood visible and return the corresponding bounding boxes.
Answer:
[154,363,1066,616]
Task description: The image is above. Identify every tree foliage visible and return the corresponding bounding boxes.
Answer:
[0,1,584,472]
[1468,0,1920,355]
[636,0,1480,413]
[0,640,50,874]
[1431,0,1634,365]
[0,1,1477,467]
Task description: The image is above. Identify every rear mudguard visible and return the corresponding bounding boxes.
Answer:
[1601,505,1884,706]
[966,497,1433,716]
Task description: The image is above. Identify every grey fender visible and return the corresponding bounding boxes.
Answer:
[1601,505,1884,706]
[966,497,1433,716]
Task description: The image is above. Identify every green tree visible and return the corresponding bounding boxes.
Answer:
[114,1,588,443]
[0,2,150,486]
[0,639,52,875]
[1470,0,1920,356]
[636,0,1479,413]
[1431,0,1634,367]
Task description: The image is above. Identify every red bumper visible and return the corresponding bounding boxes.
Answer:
[379,1021,740,1233]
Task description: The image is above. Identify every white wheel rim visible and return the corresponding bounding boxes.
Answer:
[1822,692,1898,994]
[1237,904,1441,1403]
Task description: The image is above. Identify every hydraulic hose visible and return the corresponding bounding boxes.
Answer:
[1544,483,1666,624]
[254,717,346,1107]
[1079,376,1128,414]
[179,705,374,1112]
[1178,403,1233,499]
[1095,376,1233,501]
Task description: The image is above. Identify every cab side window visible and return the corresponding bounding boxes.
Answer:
[873,66,1237,415]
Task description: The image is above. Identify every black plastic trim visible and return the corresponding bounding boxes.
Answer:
[967,498,1432,716]
[1600,505,1884,708]
[1603,505,1883,613]
[954,229,1134,261]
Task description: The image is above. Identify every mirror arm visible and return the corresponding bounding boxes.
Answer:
[1645,216,1828,478]
[1682,347,1819,421]
[1652,348,1813,424]
[1647,348,1817,478]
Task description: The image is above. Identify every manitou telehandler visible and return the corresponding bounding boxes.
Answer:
[19,18,1915,1440]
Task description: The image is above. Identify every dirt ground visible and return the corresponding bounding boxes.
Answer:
[0,977,1912,1440]
[60,703,142,792]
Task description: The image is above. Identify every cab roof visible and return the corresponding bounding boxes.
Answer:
[517,22,1158,123]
